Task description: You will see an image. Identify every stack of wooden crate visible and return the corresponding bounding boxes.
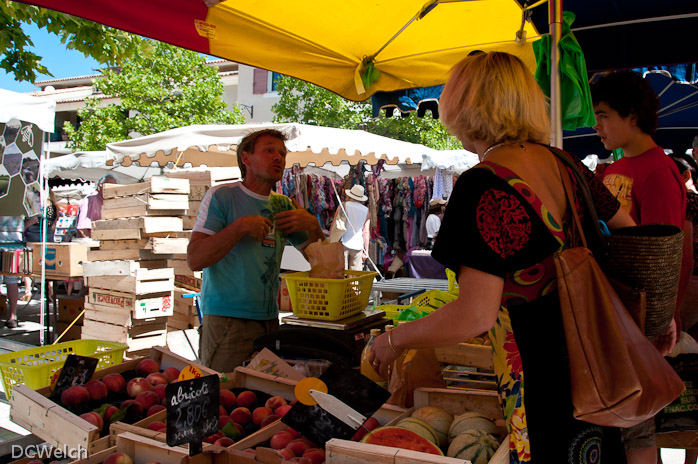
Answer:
[82,177,190,356]
[164,168,239,331]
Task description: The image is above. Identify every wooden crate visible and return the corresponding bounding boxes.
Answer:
[30,242,92,278]
[87,248,174,262]
[101,206,187,221]
[86,268,174,295]
[103,194,189,211]
[81,317,168,352]
[9,347,217,456]
[94,238,189,255]
[325,387,509,464]
[169,259,201,278]
[56,321,83,341]
[92,217,184,235]
[175,274,201,292]
[83,260,169,277]
[174,286,198,316]
[87,287,174,319]
[102,177,191,199]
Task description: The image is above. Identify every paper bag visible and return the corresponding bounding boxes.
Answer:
[387,348,446,408]
[305,240,344,279]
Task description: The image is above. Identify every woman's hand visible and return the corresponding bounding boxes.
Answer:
[369,332,403,379]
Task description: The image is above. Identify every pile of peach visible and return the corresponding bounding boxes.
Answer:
[58,359,180,435]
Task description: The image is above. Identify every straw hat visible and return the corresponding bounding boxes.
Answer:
[429,198,447,207]
[345,184,368,202]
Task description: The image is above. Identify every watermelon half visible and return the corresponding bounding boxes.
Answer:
[361,426,444,455]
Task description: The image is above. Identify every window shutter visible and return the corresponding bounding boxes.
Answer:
[253,68,269,94]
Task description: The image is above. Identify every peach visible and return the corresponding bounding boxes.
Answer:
[147,404,166,416]
[103,452,133,464]
[252,406,273,426]
[153,384,167,402]
[102,373,126,393]
[214,436,235,447]
[147,421,167,431]
[269,430,294,450]
[260,413,280,428]
[26,460,43,464]
[286,439,311,457]
[265,395,287,411]
[302,448,325,464]
[275,404,292,417]
[219,390,237,411]
[243,448,256,455]
[233,422,245,438]
[219,415,232,430]
[127,377,152,397]
[104,405,119,423]
[121,399,144,421]
[229,407,251,425]
[236,390,257,409]
[85,380,108,402]
[289,458,311,464]
[146,372,169,386]
[162,367,180,383]
[203,431,223,444]
[135,359,160,377]
[135,391,160,411]
[277,449,295,460]
[80,411,104,430]
[286,426,302,439]
[60,385,90,409]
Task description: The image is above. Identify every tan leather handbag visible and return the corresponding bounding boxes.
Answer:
[552,151,684,427]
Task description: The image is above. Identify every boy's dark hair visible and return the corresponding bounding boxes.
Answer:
[236,129,287,179]
[591,71,660,135]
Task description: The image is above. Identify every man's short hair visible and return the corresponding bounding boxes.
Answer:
[692,135,698,148]
[236,129,288,179]
[591,71,660,136]
[97,173,118,187]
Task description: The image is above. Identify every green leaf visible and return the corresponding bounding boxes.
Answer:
[221,420,241,441]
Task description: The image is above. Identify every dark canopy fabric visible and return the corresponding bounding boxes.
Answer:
[519,0,698,72]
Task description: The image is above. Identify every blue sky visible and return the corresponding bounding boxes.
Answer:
[0,23,102,93]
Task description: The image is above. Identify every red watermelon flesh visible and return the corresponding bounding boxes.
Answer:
[361,426,444,455]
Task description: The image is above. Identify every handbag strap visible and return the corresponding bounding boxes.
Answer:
[555,157,588,249]
[542,144,609,258]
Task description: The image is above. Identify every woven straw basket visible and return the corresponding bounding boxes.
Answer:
[603,224,684,338]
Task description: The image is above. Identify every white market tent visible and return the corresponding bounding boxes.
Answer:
[42,151,164,184]
[105,123,479,178]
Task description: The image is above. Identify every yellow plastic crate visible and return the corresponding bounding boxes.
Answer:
[377,304,410,321]
[0,339,128,398]
[412,289,458,310]
[446,268,460,295]
[283,270,378,321]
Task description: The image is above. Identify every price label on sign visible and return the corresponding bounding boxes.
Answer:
[165,373,219,455]
[52,354,99,397]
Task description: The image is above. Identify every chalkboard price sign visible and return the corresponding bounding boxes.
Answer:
[53,354,99,397]
[165,373,219,455]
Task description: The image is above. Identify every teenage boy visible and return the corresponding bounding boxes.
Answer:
[592,70,686,464]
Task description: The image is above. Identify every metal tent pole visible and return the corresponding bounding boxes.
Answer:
[549,0,563,148]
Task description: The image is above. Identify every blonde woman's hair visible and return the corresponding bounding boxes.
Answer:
[440,52,550,147]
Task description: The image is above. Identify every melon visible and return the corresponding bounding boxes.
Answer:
[411,406,453,448]
[449,411,499,441]
[361,426,443,455]
[447,429,500,464]
[396,417,439,446]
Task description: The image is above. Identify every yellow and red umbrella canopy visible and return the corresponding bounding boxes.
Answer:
[16,0,541,101]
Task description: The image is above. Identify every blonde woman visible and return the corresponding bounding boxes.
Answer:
[370,52,635,463]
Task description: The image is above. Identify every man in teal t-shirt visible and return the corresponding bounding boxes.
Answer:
[188,129,323,371]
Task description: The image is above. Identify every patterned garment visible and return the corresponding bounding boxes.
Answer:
[686,191,698,275]
[433,152,625,464]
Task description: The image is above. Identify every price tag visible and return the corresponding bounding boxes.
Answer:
[166,373,219,455]
[52,354,99,397]
[178,365,203,381]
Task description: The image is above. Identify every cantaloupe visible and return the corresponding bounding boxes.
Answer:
[396,417,439,446]
[411,406,453,448]
[361,426,443,455]
[447,429,500,464]
[448,411,499,441]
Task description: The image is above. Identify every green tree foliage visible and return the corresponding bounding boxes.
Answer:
[272,75,460,150]
[65,41,245,151]
[1,2,147,83]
